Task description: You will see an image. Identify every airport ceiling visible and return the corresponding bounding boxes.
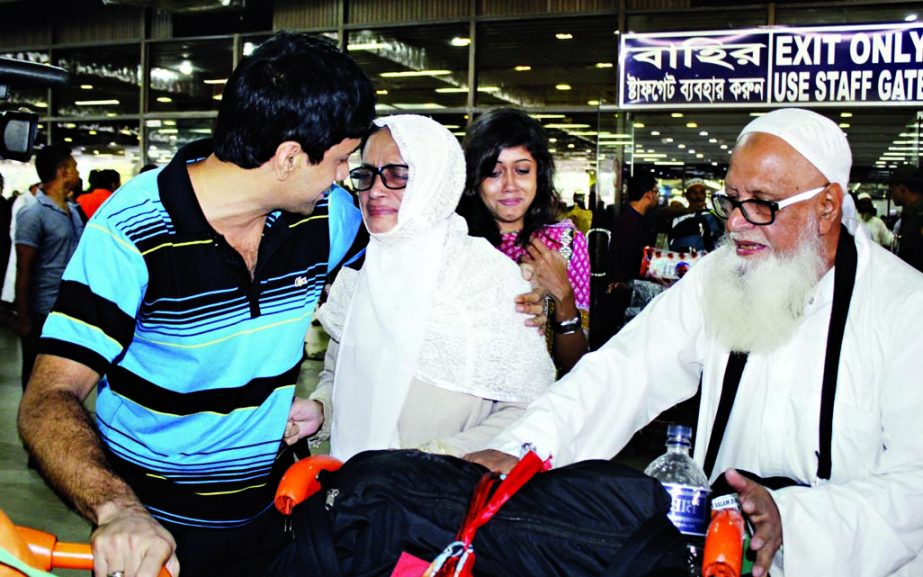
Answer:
[2,1,920,178]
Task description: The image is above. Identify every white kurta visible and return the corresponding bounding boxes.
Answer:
[490,230,923,577]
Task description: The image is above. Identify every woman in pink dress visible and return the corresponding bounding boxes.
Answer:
[458,108,590,374]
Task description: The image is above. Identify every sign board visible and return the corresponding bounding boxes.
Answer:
[619,23,923,108]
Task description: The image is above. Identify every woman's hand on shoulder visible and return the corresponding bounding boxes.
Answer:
[522,238,573,305]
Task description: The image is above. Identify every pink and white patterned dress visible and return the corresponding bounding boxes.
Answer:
[498,220,590,312]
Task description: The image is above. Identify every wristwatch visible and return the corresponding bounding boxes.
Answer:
[551,313,581,335]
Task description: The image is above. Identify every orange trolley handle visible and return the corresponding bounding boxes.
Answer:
[1,509,170,577]
[274,455,343,516]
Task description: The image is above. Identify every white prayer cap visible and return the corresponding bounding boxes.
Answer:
[737,108,852,194]
[686,177,707,190]
[856,192,871,201]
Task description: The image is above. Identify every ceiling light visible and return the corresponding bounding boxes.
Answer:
[749,112,765,117]
[80,84,93,90]
[435,87,468,93]
[376,89,389,95]
[663,137,674,143]
[88,130,97,135]
[178,60,194,75]
[477,86,500,92]
[633,122,645,128]
[450,37,471,47]
[699,131,708,136]
[544,123,590,129]
[530,114,566,119]
[696,153,704,158]
[75,99,120,106]
[243,42,257,56]
[905,13,918,22]
[380,70,452,78]
[348,42,391,51]
[567,143,575,149]
[587,100,600,106]
[34,102,47,108]
[839,123,850,128]
[213,94,222,101]
[678,144,686,149]
[203,78,226,85]
[555,83,572,90]
[709,138,717,143]
[671,113,684,118]
[392,103,446,110]
[651,130,660,136]
[549,148,557,153]
[556,33,573,40]
[549,138,557,143]
[156,96,173,103]
[686,122,698,128]
[64,137,73,143]
[64,123,77,128]
[164,120,176,126]
[595,62,613,68]
[514,65,532,72]
[689,149,696,154]
[840,112,853,118]
[720,144,728,149]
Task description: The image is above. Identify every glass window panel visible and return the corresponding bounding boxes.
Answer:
[51,120,141,188]
[0,51,50,113]
[53,45,141,117]
[775,5,919,26]
[347,25,471,114]
[145,117,214,166]
[149,39,234,112]
[476,16,619,108]
[625,9,766,33]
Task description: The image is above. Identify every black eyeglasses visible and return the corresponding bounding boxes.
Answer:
[711,184,828,226]
[348,164,409,192]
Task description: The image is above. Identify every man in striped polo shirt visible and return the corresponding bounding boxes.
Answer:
[18,32,375,577]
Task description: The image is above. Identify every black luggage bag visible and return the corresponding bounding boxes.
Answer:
[264,449,687,577]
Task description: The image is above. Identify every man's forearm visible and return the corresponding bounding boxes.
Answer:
[18,358,144,524]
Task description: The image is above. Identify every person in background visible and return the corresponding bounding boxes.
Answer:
[1,182,39,306]
[468,108,923,577]
[78,168,121,219]
[565,190,593,234]
[17,32,375,577]
[138,163,158,174]
[855,191,893,247]
[889,164,923,273]
[668,177,723,253]
[606,173,660,285]
[13,144,84,392]
[302,114,554,461]
[457,107,589,374]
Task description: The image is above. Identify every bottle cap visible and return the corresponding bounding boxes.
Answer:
[666,424,693,442]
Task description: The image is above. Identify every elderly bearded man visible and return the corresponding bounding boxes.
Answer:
[467,108,923,577]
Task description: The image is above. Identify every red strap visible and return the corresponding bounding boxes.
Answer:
[457,451,550,546]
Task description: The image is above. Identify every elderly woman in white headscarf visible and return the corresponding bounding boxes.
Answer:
[302,114,555,461]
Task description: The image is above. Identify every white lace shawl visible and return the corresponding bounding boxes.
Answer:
[317,114,554,460]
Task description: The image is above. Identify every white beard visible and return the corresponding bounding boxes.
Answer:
[704,227,826,353]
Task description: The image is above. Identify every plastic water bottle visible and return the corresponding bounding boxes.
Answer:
[644,424,711,577]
